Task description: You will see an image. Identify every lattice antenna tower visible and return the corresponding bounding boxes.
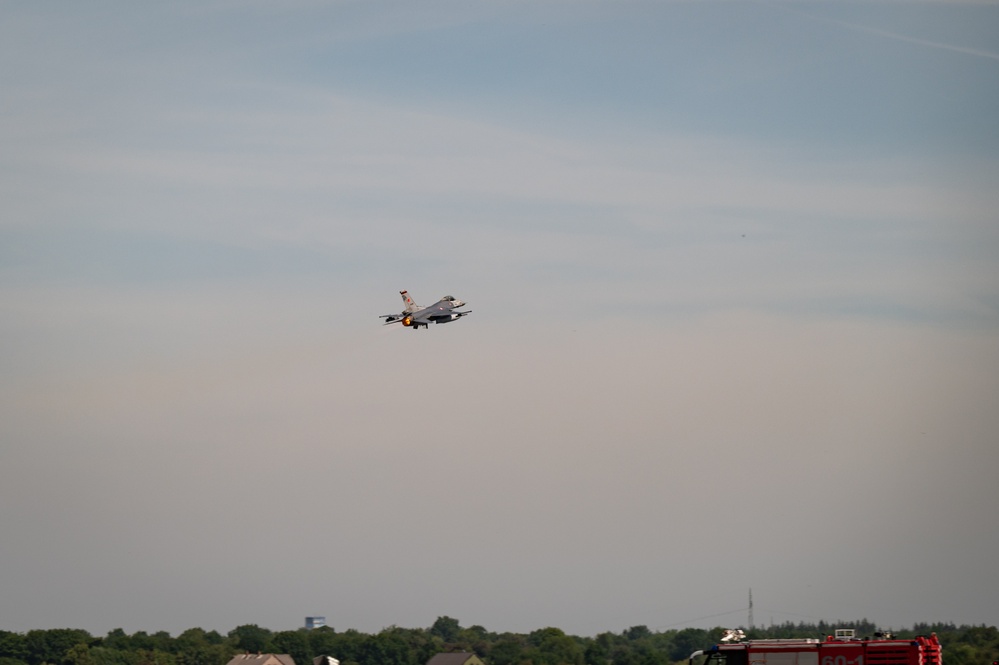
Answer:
[748,589,754,630]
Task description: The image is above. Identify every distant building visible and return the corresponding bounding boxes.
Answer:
[426,654,485,665]
[226,655,296,665]
[305,617,326,630]
[314,657,340,665]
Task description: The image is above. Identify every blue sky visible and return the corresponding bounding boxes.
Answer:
[2,0,998,638]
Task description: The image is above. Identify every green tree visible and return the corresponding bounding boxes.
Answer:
[5,619,997,665]
[359,630,414,665]
[101,633,131,653]
[25,630,95,665]
[174,629,231,665]
[89,646,137,665]
[527,628,583,665]
[623,628,650,643]
[307,627,338,659]
[668,629,707,663]
[429,619,462,644]
[133,650,174,665]
[271,632,311,665]
[327,630,366,665]
[63,644,95,665]
[0,632,28,662]
[378,628,436,665]
[487,634,527,665]
[227,627,272,655]
[942,643,974,665]
[583,632,616,665]
[144,635,173,655]
[126,637,153,654]
[962,625,999,648]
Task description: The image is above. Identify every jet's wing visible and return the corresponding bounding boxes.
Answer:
[423,310,471,323]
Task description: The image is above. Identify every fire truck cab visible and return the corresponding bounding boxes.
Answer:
[689,630,942,665]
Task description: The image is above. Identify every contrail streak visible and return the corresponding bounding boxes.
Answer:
[769,2,999,62]
[822,13,999,62]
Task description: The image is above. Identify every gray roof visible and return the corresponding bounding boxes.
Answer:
[426,654,479,665]
[226,654,296,665]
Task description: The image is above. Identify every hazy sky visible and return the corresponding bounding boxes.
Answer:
[2,0,998,639]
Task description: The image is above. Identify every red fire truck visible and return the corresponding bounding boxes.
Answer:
[689,629,942,665]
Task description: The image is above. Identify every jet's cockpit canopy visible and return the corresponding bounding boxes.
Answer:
[440,295,466,308]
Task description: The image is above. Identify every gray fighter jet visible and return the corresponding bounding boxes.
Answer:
[379,290,471,330]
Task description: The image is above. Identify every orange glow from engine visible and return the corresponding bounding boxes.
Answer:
[402,316,412,326]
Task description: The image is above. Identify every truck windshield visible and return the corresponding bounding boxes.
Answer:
[698,652,746,665]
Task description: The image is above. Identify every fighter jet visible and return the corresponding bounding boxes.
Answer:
[379,290,471,330]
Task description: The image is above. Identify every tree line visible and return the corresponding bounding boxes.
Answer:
[1,618,996,665]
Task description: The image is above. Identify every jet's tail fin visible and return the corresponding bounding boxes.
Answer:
[400,290,419,313]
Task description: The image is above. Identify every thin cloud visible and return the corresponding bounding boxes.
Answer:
[778,3,999,61]
[837,18,999,59]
